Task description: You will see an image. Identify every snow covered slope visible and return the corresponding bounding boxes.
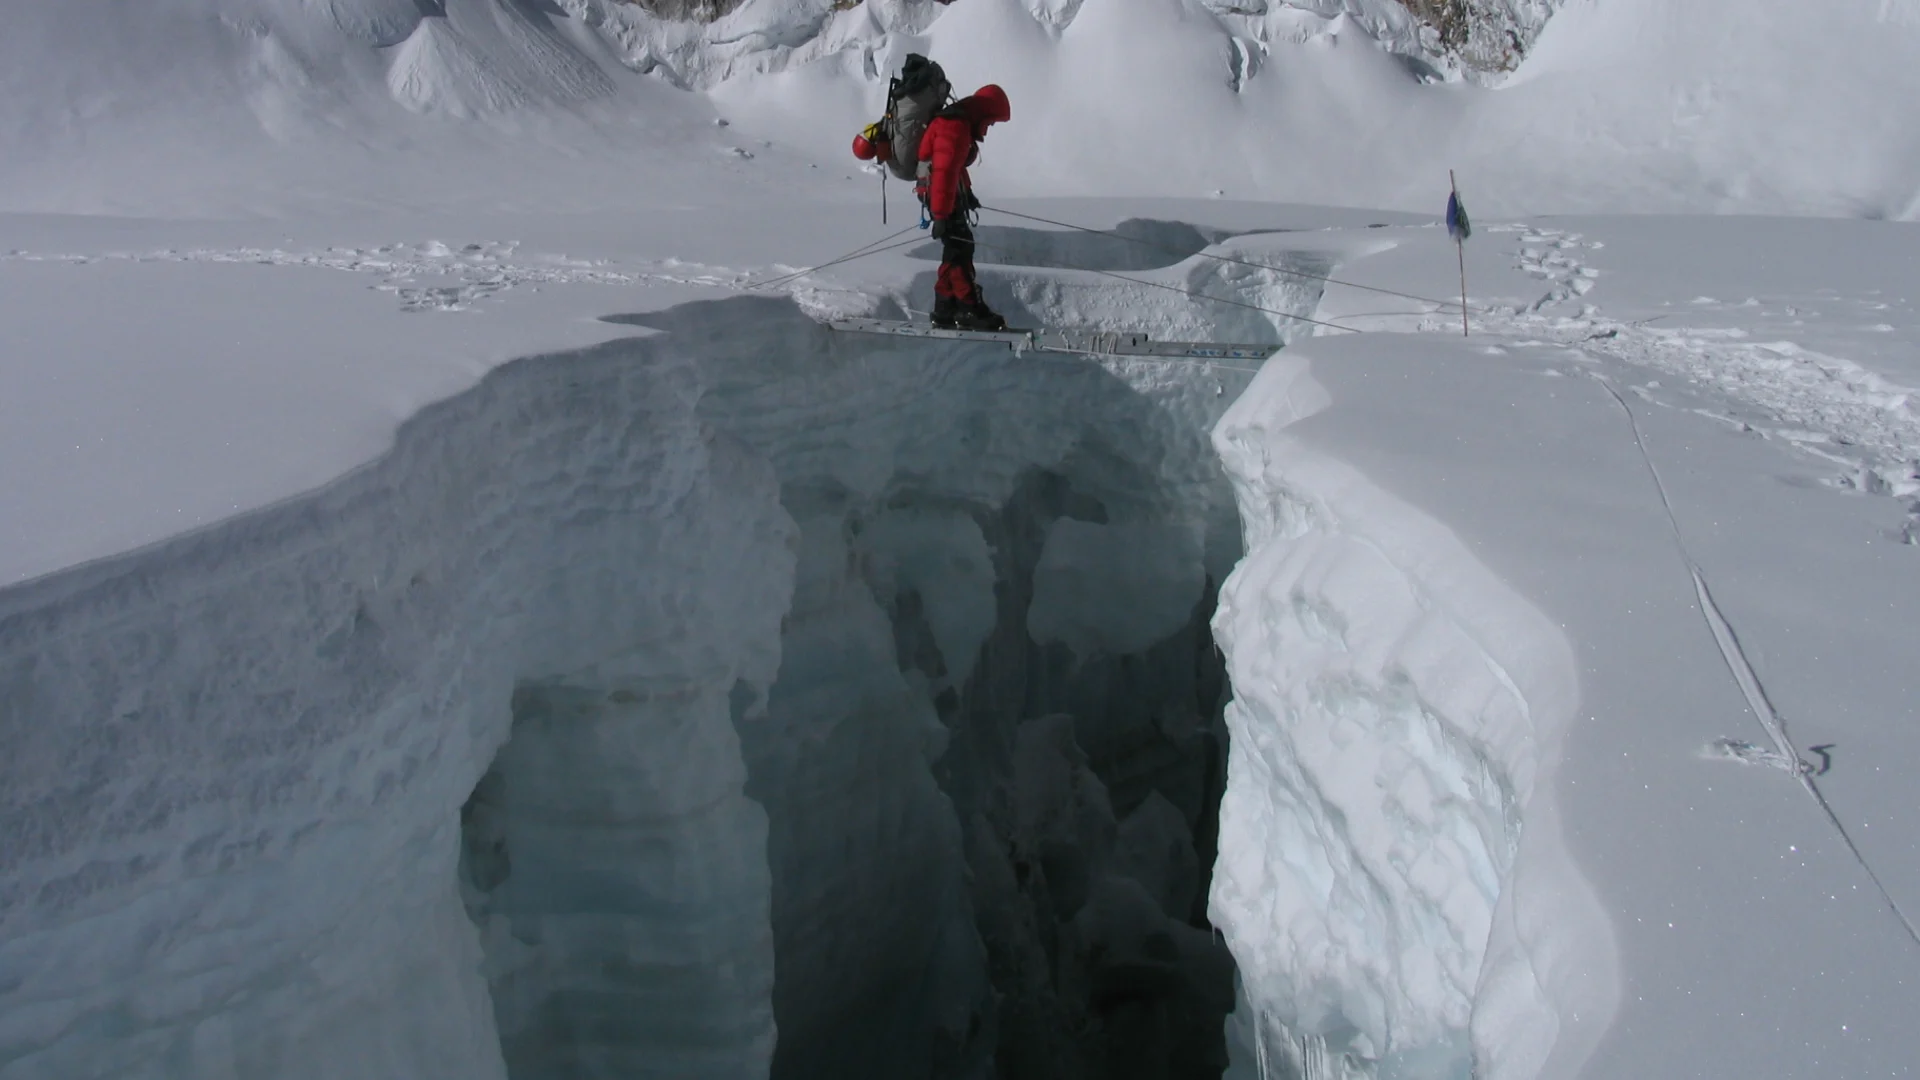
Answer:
[3,0,1920,219]
[6,0,1920,217]
[0,0,822,216]
[710,0,1920,216]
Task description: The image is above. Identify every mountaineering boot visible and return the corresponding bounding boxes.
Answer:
[954,301,1007,332]
[931,296,960,329]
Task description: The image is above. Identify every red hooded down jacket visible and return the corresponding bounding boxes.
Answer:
[918,84,1011,220]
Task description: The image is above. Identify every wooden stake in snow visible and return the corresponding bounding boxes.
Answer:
[1446,170,1472,338]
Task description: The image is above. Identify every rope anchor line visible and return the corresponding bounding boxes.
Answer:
[746,225,923,290]
[968,239,1357,336]
[977,204,1486,315]
[1599,375,1920,953]
[749,206,1470,339]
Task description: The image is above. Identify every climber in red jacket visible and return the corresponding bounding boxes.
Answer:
[918,84,1011,331]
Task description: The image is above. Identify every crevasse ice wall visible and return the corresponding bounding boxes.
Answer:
[0,292,1258,1079]
[0,333,793,1079]
[1207,355,1608,1080]
[621,297,1252,1077]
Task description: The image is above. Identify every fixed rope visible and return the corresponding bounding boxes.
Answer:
[1594,375,1920,952]
[750,218,1406,338]
[747,225,924,290]
[978,204,1487,315]
[972,239,1358,335]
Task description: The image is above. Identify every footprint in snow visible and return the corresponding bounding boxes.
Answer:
[1703,737,1799,773]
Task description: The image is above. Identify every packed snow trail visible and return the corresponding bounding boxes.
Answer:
[0,242,748,313]
[1380,216,1920,537]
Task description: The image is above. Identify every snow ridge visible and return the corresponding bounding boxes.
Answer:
[13,0,1920,219]
[572,0,1558,94]
[387,0,616,115]
[1208,356,1612,1080]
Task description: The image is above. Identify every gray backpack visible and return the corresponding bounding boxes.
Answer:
[881,54,951,182]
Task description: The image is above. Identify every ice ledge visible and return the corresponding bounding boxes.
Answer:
[1207,355,1617,1080]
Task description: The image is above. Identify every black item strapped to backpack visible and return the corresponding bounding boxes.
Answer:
[879,54,951,182]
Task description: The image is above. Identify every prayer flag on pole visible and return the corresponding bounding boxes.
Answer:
[1448,171,1470,336]
[1446,188,1472,243]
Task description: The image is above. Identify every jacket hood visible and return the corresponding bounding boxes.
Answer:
[964,84,1011,126]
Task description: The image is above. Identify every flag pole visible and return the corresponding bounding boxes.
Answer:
[1451,170,1468,338]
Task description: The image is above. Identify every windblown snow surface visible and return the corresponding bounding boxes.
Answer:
[3,1,1920,1079]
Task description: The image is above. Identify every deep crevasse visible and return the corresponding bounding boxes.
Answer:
[639,296,1250,1077]
[0,293,1251,1079]
[0,283,1613,1080]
